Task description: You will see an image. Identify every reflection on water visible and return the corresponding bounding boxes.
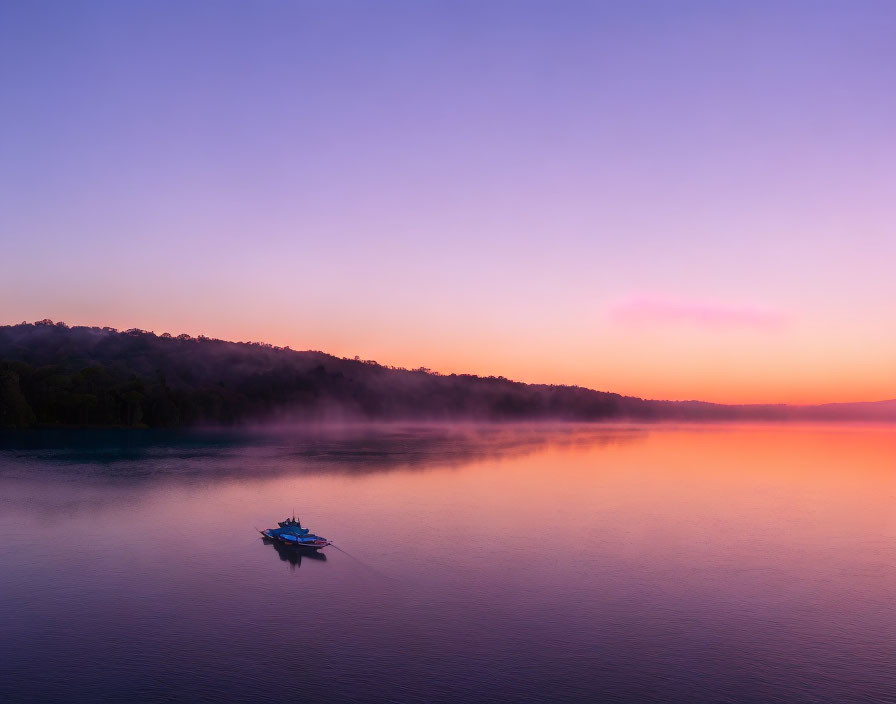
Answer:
[0,423,647,477]
[0,424,893,703]
[264,538,328,570]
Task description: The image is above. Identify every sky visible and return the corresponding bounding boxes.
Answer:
[1,0,894,404]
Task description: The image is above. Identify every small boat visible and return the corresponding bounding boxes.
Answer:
[259,514,330,551]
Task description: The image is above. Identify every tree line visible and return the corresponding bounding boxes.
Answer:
[0,321,643,428]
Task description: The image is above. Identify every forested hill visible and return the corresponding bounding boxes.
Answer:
[1,321,893,428]
[0,321,656,427]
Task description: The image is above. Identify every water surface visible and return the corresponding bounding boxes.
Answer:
[1,424,893,703]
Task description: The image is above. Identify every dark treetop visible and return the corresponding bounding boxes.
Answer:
[1,321,893,428]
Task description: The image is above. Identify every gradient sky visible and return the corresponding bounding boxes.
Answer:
[2,1,894,404]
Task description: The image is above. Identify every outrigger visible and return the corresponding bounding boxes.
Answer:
[258,514,330,551]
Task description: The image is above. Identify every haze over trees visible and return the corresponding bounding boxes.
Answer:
[0,321,893,428]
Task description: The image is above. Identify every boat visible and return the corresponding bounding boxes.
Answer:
[259,514,331,551]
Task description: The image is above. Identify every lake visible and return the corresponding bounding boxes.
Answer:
[0,424,893,703]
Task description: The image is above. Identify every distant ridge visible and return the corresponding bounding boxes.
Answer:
[1,321,893,428]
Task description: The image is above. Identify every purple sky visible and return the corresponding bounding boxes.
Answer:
[2,1,894,402]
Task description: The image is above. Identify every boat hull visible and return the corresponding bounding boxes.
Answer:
[279,540,330,551]
[260,530,329,551]
[281,538,330,550]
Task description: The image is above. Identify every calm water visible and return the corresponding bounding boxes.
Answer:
[0,424,893,703]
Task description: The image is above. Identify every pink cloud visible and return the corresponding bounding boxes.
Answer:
[609,296,791,331]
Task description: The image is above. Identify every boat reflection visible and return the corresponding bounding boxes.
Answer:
[263,537,328,570]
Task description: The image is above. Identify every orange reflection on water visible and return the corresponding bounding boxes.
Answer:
[231,424,894,592]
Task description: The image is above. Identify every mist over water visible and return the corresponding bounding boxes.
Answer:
[1,424,893,703]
